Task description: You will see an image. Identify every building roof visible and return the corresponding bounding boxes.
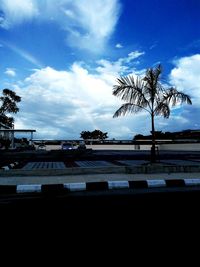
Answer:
[0,129,36,132]
[0,122,11,129]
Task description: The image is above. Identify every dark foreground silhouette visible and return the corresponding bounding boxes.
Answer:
[1,187,199,226]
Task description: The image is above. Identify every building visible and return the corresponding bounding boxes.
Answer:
[0,123,36,149]
[0,122,11,139]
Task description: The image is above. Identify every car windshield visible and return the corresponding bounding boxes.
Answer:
[62,143,71,146]
[61,143,73,149]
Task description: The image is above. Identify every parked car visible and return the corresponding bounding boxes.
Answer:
[78,141,86,150]
[37,144,46,150]
[61,142,75,150]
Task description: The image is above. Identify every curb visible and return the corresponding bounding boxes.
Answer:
[0,178,200,194]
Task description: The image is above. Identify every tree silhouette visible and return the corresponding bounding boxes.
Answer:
[80,130,108,141]
[113,65,192,162]
[0,89,21,128]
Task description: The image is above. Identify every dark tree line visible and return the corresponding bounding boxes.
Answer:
[134,130,200,141]
[80,129,108,141]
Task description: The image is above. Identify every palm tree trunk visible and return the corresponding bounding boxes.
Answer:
[151,113,156,163]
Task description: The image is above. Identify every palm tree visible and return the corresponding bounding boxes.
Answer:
[0,88,21,128]
[113,64,192,163]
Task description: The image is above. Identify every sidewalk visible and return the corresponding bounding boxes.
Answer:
[1,172,200,185]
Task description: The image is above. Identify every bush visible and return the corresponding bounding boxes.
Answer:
[0,138,11,149]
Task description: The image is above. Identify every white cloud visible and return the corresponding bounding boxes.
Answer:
[96,50,145,83]
[168,54,200,131]
[63,0,121,52]
[169,54,200,103]
[122,51,145,63]
[13,64,118,138]
[9,52,199,139]
[0,0,38,28]
[0,0,121,53]
[10,51,199,139]
[11,52,149,139]
[149,43,157,50]
[5,68,16,77]
[116,43,123,48]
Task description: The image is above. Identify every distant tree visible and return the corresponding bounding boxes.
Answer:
[80,131,92,140]
[133,134,144,140]
[80,130,108,141]
[91,129,108,140]
[113,64,192,163]
[0,89,21,128]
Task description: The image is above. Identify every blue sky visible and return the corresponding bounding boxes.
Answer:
[0,0,200,139]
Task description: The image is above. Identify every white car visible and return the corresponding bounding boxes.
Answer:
[37,144,46,150]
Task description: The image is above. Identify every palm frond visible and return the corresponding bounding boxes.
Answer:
[113,75,150,109]
[113,103,149,118]
[153,64,162,83]
[154,102,170,118]
[112,65,192,123]
[143,65,163,104]
[164,88,192,106]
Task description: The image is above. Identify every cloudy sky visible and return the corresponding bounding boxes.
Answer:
[0,0,200,140]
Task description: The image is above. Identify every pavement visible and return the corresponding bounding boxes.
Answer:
[1,172,200,185]
[1,152,200,184]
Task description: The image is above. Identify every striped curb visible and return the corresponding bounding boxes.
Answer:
[1,162,19,170]
[17,184,42,193]
[86,182,108,191]
[108,180,129,189]
[129,180,148,188]
[165,179,185,187]
[147,179,166,187]
[0,178,200,194]
[64,182,86,191]
[184,178,200,186]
